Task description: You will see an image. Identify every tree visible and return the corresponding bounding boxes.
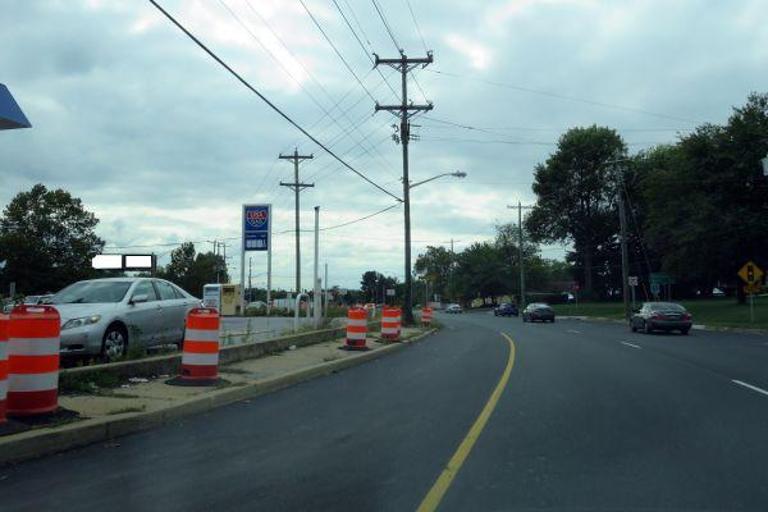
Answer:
[525,126,627,298]
[453,242,507,304]
[360,270,380,303]
[157,243,228,296]
[414,246,454,300]
[359,270,398,303]
[639,93,768,301]
[0,184,105,294]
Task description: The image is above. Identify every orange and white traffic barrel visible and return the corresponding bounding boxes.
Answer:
[344,307,368,350]
[7,305,61,416]
[381,306,401,341]
[421,307,433,326]
[170,308,221,386]
[0,314,8,423]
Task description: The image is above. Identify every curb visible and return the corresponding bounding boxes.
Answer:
[0,328,437,466]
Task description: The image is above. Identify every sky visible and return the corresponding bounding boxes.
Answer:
[1,0,767,291]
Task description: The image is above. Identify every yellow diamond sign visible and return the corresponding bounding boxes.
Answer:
[738,261,764,284]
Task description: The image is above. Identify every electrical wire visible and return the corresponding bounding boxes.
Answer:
[222,0,393,177]
[404,0,428,52]
[425,69,698,124]
[147,0,401,202]
[370,0,401,51]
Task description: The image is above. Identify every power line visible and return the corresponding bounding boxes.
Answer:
[425,69,698,124]
[422,115,691,134]
[148,0,401,202]
[221,0,393,178]
[297,0,377,103]
[321,202,400,231]
[370,0,401,51]
[330,0,399,101]
[404,0,428,52]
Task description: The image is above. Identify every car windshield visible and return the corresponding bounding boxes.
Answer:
[51,281,132,304]
[649,303,685,312]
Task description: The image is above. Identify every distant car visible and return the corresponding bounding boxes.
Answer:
[630,302,692,334]
[23,294,54,305]
[245,301,267,311]
[49,277,200,360]
[522,303,555,323]
[494,303,518,317]
[445,303,463,314]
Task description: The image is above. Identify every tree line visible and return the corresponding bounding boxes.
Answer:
[526,92,768,302]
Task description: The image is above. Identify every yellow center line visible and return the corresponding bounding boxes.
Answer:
[416,332,517,512]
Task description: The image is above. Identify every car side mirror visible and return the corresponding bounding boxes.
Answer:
[130,294,148,305]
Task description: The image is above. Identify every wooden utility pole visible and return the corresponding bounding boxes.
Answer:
[507,204,535,309]
[374,51,433,325]
[279,149,314,294]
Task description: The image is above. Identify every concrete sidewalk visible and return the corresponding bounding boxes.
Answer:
[1,326,434,465]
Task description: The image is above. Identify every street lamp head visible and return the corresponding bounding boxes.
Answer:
[452,171,467,178]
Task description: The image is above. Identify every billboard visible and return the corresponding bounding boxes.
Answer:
[243,204,271,252]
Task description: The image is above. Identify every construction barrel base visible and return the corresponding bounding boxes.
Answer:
[338,345,370,352]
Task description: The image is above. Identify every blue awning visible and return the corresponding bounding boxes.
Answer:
[0,84,31,130]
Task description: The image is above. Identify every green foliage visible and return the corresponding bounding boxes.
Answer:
[359,270,398,303]
[525,126,627,298]
[414,246,454,300]
[0,184,105,294]
[156,242,229,296]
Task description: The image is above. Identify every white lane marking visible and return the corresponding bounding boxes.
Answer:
[732,380,768,398]
[621,341,642,349]
[566,329,582,334]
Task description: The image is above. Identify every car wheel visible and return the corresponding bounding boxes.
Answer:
[551,318,556,323]
[680,328,690,335]
[642,321,652,334]
[102,325,128,361]
[630,323,637,332]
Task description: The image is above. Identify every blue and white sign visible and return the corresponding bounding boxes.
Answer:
[243,204,271,252]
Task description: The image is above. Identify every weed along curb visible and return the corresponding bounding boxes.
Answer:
[0,327,437,466]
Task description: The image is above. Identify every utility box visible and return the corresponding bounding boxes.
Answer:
[202,284,241,316]
[220,284,240,316]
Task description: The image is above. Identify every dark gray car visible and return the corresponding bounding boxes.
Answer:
[630,302,692,334]
[522,303,555,323]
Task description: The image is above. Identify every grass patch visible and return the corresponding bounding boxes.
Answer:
[60,370,122,394]
[551,297,768,329]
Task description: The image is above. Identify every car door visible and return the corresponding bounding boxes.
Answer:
[154,279,186,344]
[124,280,161,347]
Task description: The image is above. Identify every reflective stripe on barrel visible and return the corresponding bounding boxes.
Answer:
[346,308,368,347]
[180,308,220,381]
[381,307,402,340]
[7,305,60,416]
[0,314,8,423]
[421,307,433,325]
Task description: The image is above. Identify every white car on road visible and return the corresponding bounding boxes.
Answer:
[50,277,200,360]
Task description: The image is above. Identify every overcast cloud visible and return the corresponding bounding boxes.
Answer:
[2,0,767,290]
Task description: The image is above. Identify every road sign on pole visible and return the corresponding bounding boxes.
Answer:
[628,276,638,287]
[738,261,763,285]
[241,204,272,315]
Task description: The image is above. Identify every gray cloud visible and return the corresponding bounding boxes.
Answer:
[1,0,767,289]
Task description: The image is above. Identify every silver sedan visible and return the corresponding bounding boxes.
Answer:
[50,277,200,360]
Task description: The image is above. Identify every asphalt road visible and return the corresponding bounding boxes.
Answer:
[3,311,768,511]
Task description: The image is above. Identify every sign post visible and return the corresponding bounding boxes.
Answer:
[738,261,763,324]
[241,204,272,316]
[628,276,638,310]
